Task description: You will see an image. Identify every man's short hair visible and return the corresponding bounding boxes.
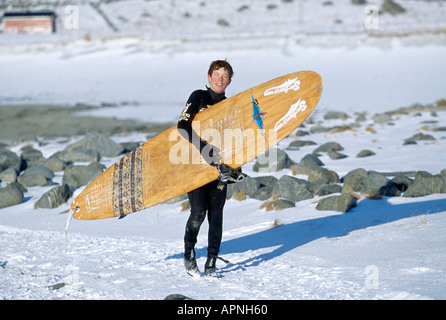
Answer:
[208,59,234,80]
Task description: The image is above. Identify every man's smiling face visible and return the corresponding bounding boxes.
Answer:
[208,67,231,94]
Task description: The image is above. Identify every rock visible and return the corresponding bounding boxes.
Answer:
[253,148,295,172]
[20,147,44,167]
[357,150,376,158]
[228,176,259,199]
[300,154,324,168]
[59,148,100,163]
[260,198,295,211]
[35,184,72,209]
[251,176,278,200]
[315,184,343,196]
[21,165,54,180]
[62,164,104,190]
[372,113,392,124]
[324,111,348,120]
[355,113,367,122]
[0,149,21,172]
[0,183,24,209]
[228,175,278,201]
[309,125,330,134]
[441,169,446,181]
[294,129,310,137]
[403,132,435,145]
[327,149,348,160]
[359,171,400,197]
[17,173,49,187]
[83,131,124,158]
[381,0,405,15]
[316,194,356,213]
[403,171,446,197]
[120,141,141,153]
[351,0,367,5]
[164,294,193,300]
[271,175,314,202]
[290,164,319,176]
[313,142,344,153]
[342,168,368,193]
[0,167,18,183]
[286,140,317,150]
[17,165,55,187]
[308,168,339,190]
[392,174,413,192]
[42,155,67,172]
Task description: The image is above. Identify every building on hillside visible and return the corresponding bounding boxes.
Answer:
[2,11,56,34]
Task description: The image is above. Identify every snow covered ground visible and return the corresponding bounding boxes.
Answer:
[1,0,446,300]
[1,108,446,300]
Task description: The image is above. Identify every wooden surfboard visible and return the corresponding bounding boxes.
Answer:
[71,71,323,220]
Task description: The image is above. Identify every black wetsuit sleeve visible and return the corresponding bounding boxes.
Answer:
[177,90,209,155]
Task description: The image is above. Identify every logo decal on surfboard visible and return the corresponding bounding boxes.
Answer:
[274,98,307,132]
[251,91,270,148]
[264,77,301,96]
[251,91,266,130]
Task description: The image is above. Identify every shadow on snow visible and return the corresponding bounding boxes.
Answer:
[166,197,446,273]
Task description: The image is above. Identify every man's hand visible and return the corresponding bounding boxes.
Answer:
[216,164,247,183]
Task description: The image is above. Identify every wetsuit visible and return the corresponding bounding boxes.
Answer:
[177,87,227,259]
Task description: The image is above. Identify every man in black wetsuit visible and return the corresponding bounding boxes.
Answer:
[177,60,240,277]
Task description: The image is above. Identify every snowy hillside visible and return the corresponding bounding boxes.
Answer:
[1,0,446,301]
[2,0,446,40]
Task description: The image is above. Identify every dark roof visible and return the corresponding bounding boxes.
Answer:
[3,11,56,18]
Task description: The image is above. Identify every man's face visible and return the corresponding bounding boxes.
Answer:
[208,67,231,94]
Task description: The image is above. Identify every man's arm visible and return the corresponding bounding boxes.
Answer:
[177,91,220,165]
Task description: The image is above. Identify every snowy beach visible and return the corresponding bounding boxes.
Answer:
[1,0,446,300]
